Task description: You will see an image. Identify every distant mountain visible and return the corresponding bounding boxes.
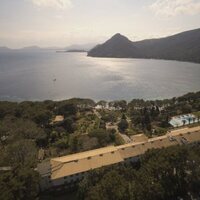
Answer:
[88,33,141,58]
[21,45,41,50]
[18,46,44,52]
[0,46,12,52]
[65,43,95,51]
[0,46,55,52]
[88,28,200,63]
[0,43,95,53]
[66,49,87,52]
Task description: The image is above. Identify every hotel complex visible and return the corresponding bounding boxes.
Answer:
[38,126,200,191]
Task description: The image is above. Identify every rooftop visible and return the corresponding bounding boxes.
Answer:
[52,146,117,163]
[41,126,200,180]
[169,114,197,127]
[53,115,64,123]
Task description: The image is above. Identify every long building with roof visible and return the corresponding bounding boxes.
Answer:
[37,126,200,191]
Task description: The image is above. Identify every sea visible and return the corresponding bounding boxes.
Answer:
[0,51,200,102]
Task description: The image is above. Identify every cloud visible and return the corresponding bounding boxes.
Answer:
[150,0,200,17]
[31,0,72,10]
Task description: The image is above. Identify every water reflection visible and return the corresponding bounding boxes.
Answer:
[0,52,200,101]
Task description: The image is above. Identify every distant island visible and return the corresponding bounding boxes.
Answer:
[0,43,95,53]
[66,49,87,52]
[88,28,200,63]
[56,49,87,53]
[0,46,58,52]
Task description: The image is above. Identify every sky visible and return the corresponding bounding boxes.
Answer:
[0,0,200,48]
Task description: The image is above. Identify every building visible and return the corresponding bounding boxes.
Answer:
[169,114,198,127]
[50,115,64,126]
[38,126,200,191]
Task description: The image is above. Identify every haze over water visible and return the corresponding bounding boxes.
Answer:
[0,51,200,102]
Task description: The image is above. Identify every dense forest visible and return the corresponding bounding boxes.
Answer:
[0,91,200,199]
[78,144,200,200]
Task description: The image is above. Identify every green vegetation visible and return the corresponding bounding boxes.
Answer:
[127,91,200,135]
[88,129,115,147]
[0,140,39,200]
[118,114,128,133]
[0,91,199,199]
[0,98,96,199]
[78,144,200,200]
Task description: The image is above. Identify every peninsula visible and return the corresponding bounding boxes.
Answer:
[88,28,200,63]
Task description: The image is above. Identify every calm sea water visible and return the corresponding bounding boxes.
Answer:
[0,51,200,101]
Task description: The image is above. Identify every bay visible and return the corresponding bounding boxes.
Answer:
[0,51,200,101]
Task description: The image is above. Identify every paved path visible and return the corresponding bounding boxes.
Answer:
[93,109,101,119]
[94,109,133,144]
[106,122,132,143]
[119,133,132,143]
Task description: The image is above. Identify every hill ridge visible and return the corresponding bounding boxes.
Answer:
[88,28,200,63]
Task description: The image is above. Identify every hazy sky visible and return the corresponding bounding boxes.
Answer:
[1,0,200,48]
